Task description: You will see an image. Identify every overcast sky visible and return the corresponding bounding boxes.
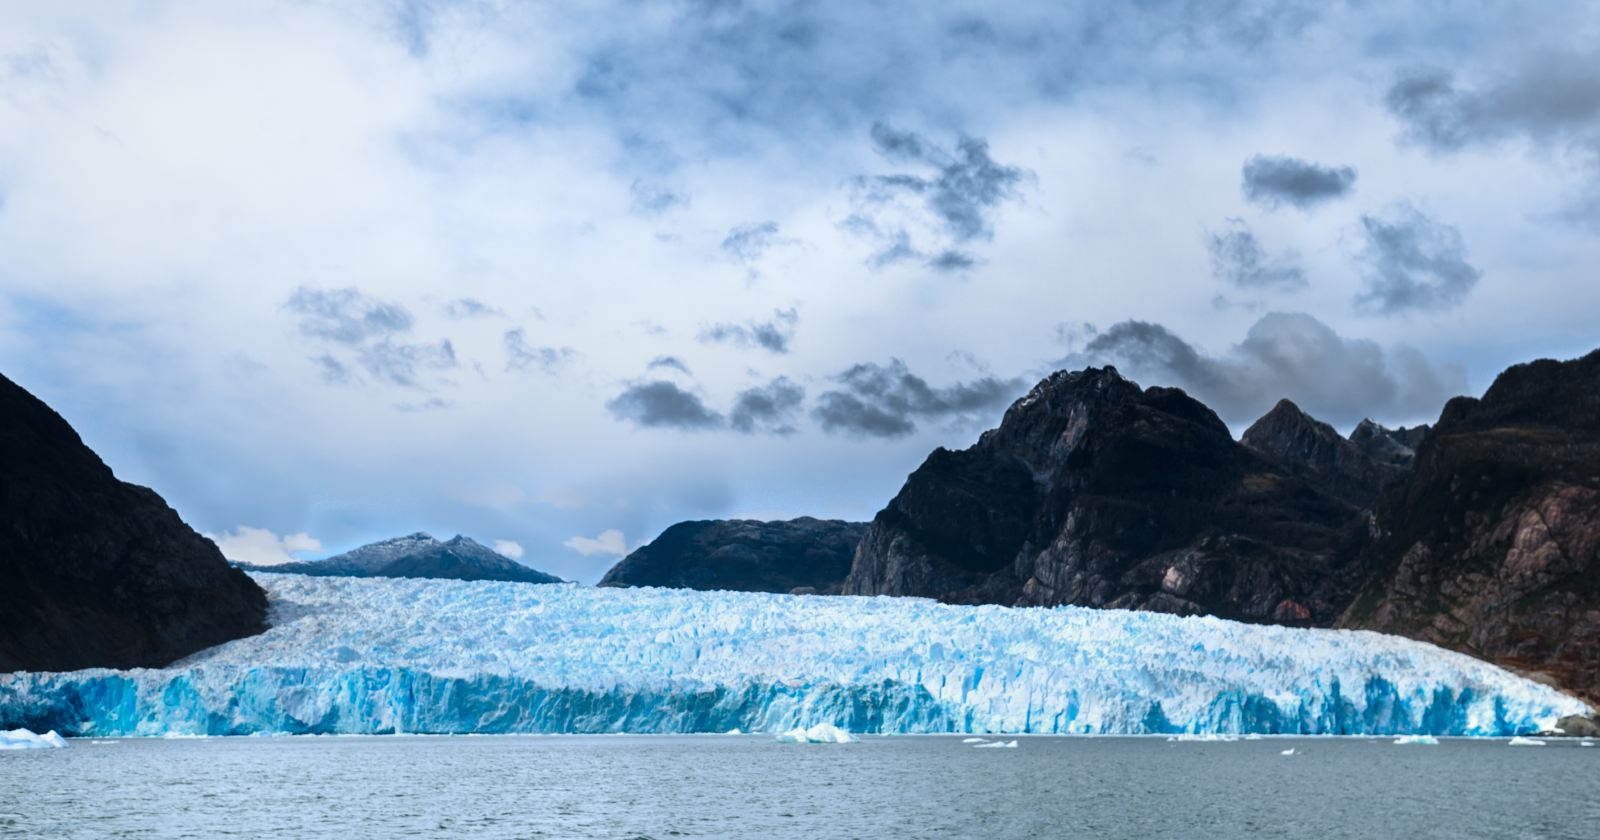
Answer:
[3,1,1598,581]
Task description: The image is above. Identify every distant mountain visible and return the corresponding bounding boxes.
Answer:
[1341,349,1600,704]
[0,372,267,672]
[842,367,1366,623]
[249,533,562,584]
[1240,399,1408,507]
[599,518,867,594]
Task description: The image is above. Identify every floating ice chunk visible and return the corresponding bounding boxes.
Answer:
[974,739,1017,748]
[776,723,856,744]
[1507,736,1546,746]
[0,728,66,750]
[1280,748,1296,755]
[1173,733,1240,742]
[961,737,988,744]
[723,728,742,735]
[1581,741,1595,747]
[1392,735,1439,745]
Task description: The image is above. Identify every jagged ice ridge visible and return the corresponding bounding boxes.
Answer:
[0,574,1586,737]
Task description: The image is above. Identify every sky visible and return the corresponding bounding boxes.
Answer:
[2,1,1599,582]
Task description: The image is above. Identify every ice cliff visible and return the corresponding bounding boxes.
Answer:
[0,574,1586,737]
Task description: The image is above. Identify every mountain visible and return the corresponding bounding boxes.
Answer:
[0,372,267,672]
[599,518,867,594]
[251,533,562,584]
[1239,399,1406,507]
[1340,350,1600,704]
[842,367,1367,624]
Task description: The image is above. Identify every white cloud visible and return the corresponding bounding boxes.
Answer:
[492,539,524,560]
[207,526,323,567]
[563,529,628,558]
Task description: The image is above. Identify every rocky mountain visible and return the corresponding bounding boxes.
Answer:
[600,518,868,594]
[1239,399,1408,507]
[842,367,1367,624]
[248,532,562,584]
[0,373,267,672]
[1340,350,1600,704]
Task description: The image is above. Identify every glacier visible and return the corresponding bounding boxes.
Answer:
[0,573,1588,737]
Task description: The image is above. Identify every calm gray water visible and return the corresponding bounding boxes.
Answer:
[2,735,1596,839]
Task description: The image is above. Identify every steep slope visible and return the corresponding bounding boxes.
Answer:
[843,368,1366,624]
[600,518,867,594]
[1341,350,1600,703]
[254,533,562,584]
[0,373,268,672]
[1240,399,1402,507]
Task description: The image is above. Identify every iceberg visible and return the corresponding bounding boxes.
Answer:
[1507,736,1546,746]
[973,739,1018,748]
[0,574,1588,738]
[1280,748,1295,755]
[1393,734,1439,745]
[776,723,856,744]
[0,728,67,750]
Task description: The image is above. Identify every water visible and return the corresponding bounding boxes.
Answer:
[2,735,1595,838]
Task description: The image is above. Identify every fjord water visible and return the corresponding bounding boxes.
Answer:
[2,736,1595,839]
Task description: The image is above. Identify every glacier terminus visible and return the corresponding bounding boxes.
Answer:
[0,573,1586,738]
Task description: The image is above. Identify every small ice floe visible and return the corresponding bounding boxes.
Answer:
[1280,748,1296,756]
[1508,736,1546,746]
[1392,735,1439,745]
[961,737,988,744]
[1581,741,1595,748]
[775,723,856,744]
[0,728,67,750]
[1169,733,1240,742]
[973,739,1018,749]
[89,740,118,746]
[723,728,743,735]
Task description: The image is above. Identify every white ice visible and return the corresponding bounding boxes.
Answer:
[1280,748,1295,755]
[973,739,1018,749]
[1507,736,1546,746]
[776,723,856,744]
[1392,734,1439,745]
[0,728,66,750]
[0,573,1588,738]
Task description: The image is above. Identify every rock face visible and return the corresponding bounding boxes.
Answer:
[600,518,867,594]
[1340,350,1600,704]
[843,368,1366,624]
[1240,399,1406,507]
[251,533,562,584]
[0,373,268,673]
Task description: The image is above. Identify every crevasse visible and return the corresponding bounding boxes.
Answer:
[0,574,1586,737]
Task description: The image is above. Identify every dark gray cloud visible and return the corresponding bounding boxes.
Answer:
[1207,220,1305,290]
[1241,155,1356,210]
[698,308,797,354]
[443,298,504,318]
[721,221,784,263]
[813,358,1026,438]
[729,376,805,435]
[1070,312,1465,427]
[504,329,575,373]
[629,179,689,216]
[844,123,1029,270]
[605,381,723,430]
[286,286,456,388]
[645,355,691,375]
[1354,205,1481,315]
[1386,57,1600,224]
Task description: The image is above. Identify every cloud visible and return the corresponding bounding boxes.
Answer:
[443,298,504,318]
[629,179,689,216]
[645,355,691,375]
[207,526,323,567]
[606,380,724,430]
[1240,155,1356,210]
[1207,219,1306,290]
[1386,57,1600,224]
[1070,312,1466,427]
[844,123,1029,270]
[697,308,797,354]
[813,359,1026,438]
[1353,205,1481,315]
[504,328,575,373]
[729,376,805,434]
[492,539,524,560]
[564,528,628,558]
[285,286,457,388]
[721,221,786,263]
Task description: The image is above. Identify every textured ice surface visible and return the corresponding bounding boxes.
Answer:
[0,728,66,750]
[776,723,856,743]
[1507,736,1546,746]
[0,574,1588,737]
[1393,734,1440,745]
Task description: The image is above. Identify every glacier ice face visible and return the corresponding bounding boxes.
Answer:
[0,573,1588,738]
[0,728,67,750]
